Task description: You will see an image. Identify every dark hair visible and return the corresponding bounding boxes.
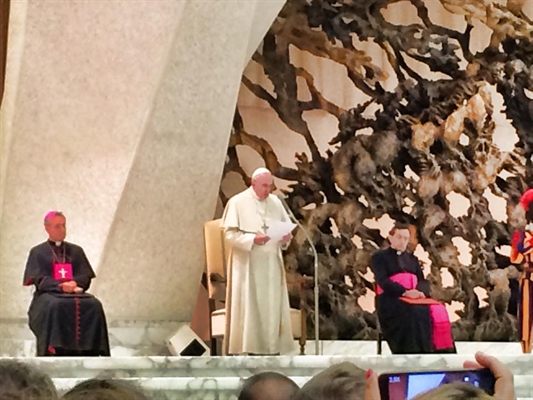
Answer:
[238,372,299,400]
[61,379,149,400]
[292,362,366,400]
[389,220,411,237]
[0,360,57,400]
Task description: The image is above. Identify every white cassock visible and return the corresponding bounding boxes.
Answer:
[221,187,296,355]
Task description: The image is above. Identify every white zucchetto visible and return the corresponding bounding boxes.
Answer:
[251,167,271,179]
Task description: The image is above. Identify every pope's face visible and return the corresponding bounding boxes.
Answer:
[45,215,67,242]
[252,173,273,200]
[389,228,410,252]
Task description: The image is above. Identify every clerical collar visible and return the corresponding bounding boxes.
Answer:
[388,247,402,256]
[48,239,63,247]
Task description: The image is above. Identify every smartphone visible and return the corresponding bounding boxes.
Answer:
[378,368,495,400]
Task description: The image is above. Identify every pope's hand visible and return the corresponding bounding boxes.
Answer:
[254,234,270,246]
[281,233,292,244]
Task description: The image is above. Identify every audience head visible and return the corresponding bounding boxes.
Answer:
[0,359,58,400]
[238,371,299,400]
[61,379,149,400]
[412,382,494,400]
[293,362,366,400]
[251,168,273,200]
[44,210,67,242]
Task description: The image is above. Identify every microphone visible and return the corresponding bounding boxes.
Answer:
[277,194,321,355]
[277,194,298,222]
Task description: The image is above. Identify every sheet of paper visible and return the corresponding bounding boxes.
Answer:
[266,220,297,240]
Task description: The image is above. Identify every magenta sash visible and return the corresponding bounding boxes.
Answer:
[377,272,454,350]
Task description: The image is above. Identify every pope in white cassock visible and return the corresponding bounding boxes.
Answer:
[221,167,297,355]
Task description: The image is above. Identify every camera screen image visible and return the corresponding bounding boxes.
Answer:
[385,369,494,400]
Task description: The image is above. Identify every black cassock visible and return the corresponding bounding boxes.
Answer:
[371,248,434,354]
[23,240,110,356]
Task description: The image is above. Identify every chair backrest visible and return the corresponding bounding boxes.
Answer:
[203,219,228,301]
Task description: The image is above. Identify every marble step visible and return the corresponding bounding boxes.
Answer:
[7,355,533,400]
[0,339,35,358]
[13,354,533,378]
[1,338,526,358]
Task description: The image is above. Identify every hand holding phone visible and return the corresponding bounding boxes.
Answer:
[378,368,495,400]
[464,352,515,400]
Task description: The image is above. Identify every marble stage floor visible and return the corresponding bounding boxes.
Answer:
[4,351,533,400]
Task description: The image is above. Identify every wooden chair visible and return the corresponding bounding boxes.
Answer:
[203,219,306,355]
[203,219,227,355]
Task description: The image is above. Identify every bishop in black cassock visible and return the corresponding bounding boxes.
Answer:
[22,211,110,356]
[372,247,433,353]
[372,223,455,354]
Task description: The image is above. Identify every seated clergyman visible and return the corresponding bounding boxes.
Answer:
[23,211,110,356]
[371,221,455,354]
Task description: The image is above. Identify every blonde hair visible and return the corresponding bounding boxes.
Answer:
[412,382,494,400]
[293,362,366,400]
